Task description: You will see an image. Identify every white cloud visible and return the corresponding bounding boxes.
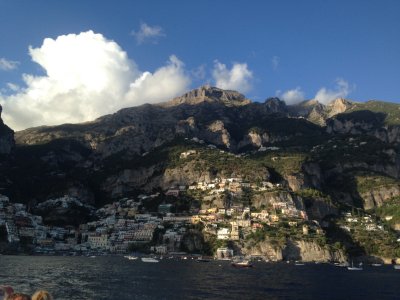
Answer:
[278,87,305,105]
[124,55,190,104]
[212,60,253,93]
[131,22,166,44]
[314,78,354,104]
[0,31,190,130]
[272,56,280,70]
[0,58,19,71]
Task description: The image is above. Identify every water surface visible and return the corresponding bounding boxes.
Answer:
[0,256,398,299]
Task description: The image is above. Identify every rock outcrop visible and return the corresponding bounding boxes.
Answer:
[252,191,305,211]
[161,85,251,107]
[282,240,346,262]
[242,239,346,262]
[0,105,14,154]
[360,185,400,210]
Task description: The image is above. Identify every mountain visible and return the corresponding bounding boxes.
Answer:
[4,86,400,203]
[288,98,353,126]
[1,86,400,260]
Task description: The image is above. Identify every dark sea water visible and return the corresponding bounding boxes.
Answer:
[0,255,399,300]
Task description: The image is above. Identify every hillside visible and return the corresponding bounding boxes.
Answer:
[1,86,400,260]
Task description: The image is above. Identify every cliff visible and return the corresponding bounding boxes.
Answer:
[0,105,14,155]
[242,239,346,263]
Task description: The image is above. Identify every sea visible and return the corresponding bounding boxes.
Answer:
[0,255,399,300]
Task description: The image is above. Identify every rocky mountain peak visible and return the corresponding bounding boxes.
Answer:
[327,98,352,116]
[264,97,287,113]
[161,86,251,107]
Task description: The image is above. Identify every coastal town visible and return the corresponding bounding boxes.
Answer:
[0,150,302,257]
[1,147,392,261]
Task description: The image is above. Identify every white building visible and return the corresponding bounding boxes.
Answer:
[217,228,231,240]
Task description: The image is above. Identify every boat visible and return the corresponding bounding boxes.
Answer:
[231,260,253,268]
[295,261,305,266]
[124,255,138,260]
[196,257,211,262]
[347,261,363,271]
[334,262,349,268]
[371,263,382,267]
[394,265,400,270]
[141,257,159,263]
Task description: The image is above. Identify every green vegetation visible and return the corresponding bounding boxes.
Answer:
[355,173,398,194]
[351,226,400,258]
[375,197,400,225]
[346,101,400,126]
[245,221,328,249]
[204,235,235,255]
[330,214,400,258]
[310,135,393,169]
[250,151,308,176]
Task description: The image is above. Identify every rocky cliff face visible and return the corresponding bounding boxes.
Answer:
[360,185,400,210]
[0,105,14,154]
[282,240,346,262]
[242,239,346,262]
[288,98,353,126]
[252,191,305,211]
[161,85,251,107]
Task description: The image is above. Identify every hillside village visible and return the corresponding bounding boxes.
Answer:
[1,145,396,261]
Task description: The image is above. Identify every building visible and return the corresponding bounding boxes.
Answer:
[217,228,230,240]
[88,234,109,249]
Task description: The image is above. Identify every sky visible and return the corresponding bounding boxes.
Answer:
[0,0,399,130]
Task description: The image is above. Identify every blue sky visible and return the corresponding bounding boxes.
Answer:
[0,0,399,130]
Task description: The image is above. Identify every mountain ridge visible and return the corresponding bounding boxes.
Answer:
[1,87,400,260]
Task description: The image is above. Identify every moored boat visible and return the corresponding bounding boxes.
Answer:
[231,260,253,268]
[394,265,400,270]
[124,255,138,260]
[196,257,211,262]
[141,257,159,263]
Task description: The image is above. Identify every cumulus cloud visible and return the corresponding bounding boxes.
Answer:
[131,22,166,44]
[271,56,280,71]
[212,60,253,93]
[314,78,354,104]
[278,87,305,105]
[0,31,190,130]
[0,58,19,71]
[124,55,190,103]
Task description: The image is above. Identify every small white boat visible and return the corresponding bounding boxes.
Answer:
[141,257,159,263]
[295,261,305,266]
[334,262,349,267]
[124,255,138,260]
[231,260,253,268]
[371,263,382,267]
[394,265,400,270]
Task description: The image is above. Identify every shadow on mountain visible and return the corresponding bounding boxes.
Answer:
[330,110,387,128]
